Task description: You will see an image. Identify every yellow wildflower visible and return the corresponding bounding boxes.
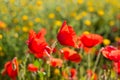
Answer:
[13,18,18,24]
[81,11,87,17]
[22,26,29,32]
[98,10,104,16]
[70,12,77,17]
[77,0,84,4]
[75,14,82,20]
[54,68,60,75]
[0,34,3,40]
[36,1,42,6]
[56,6,61,12]
[48,13,55,19]
[103,39,111,46]
[35,18,41,23]
[14,33,18,38]
[54,20,62,27]
[115,37,120,41]
[109,21,115,26]
[84,20,91,26]
[0,52,4,56]
[83,31,90,34]
[88,6,94,12]
[22,15,28,21]
[28,21,33,27]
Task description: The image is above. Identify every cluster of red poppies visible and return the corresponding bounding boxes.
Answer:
[1,21,120,80]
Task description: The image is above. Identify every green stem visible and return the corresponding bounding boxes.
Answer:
[93,50,101,72]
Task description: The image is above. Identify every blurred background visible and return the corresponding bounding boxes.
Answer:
[0,0,120,78]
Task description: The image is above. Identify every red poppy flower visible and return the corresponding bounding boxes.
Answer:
[28,64,38,72]
[79,33,103,48]
[57,21,77,48]
[101,46,120,61]
[61,47,81,63]
[113,61,120,74]
[70,68,77,78]
[27,28,51,58]
[1,57,19,80]
[47,58,63,67]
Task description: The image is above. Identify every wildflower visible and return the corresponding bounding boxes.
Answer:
[109,21,115,26]
[22,15,28,21]
[27,28,50,58]
[57,21,77,48]
[36,1,42,6]
[35,18,41,23]
[0,21,6,29]
[47,58,63,67]
[56,6,61,12]
[82,31,90,34]
[97,10,104,16]
[0,34,3,40]
[54,20,62,27]
[48,13,55,19]
[88,6,94,12]
[28,21,33,27]
[70,68,77,79]
[70,12,77,17]
[113,61,120,74]
[28,64,38,72]
[22,26,29,32]
[61,47,82,63]
[77,0,84,4]
[84,20,91,26]
[101,46,120,62]
[79,33,103,48]
[54,68,60,75]
[13,18,18,24]
[1,57,19,80]
[103,39,111,46]
[81,11,87,17]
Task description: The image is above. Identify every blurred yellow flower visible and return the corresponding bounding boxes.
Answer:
[83,31,90,34]
[70,12,77,17]
[14,33,18,38]
[109,21,115,26]
[54,20,62,26]
[81,11,87,17]
[103,39,111,45]
[28,21,34,27]
[9,0,15,4]
[13,18,18,24]
[54,68,60,75]
[35,18,41,23]
[84,20,91,26]
[88,7,94,12]
[77,0,84,4]
[48,13,55,19]
[0,34,3,40]
[56,6,61,12]
[0,52,4,56]
[87,1,93,6]
[115,37,120,41]
[36,1,42,6]
[22,26,29,32]
[22,15,28,21]
[75,14,82,20]
[97,10,104,16]
[0,46,2,51]
[0,21,6,29]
